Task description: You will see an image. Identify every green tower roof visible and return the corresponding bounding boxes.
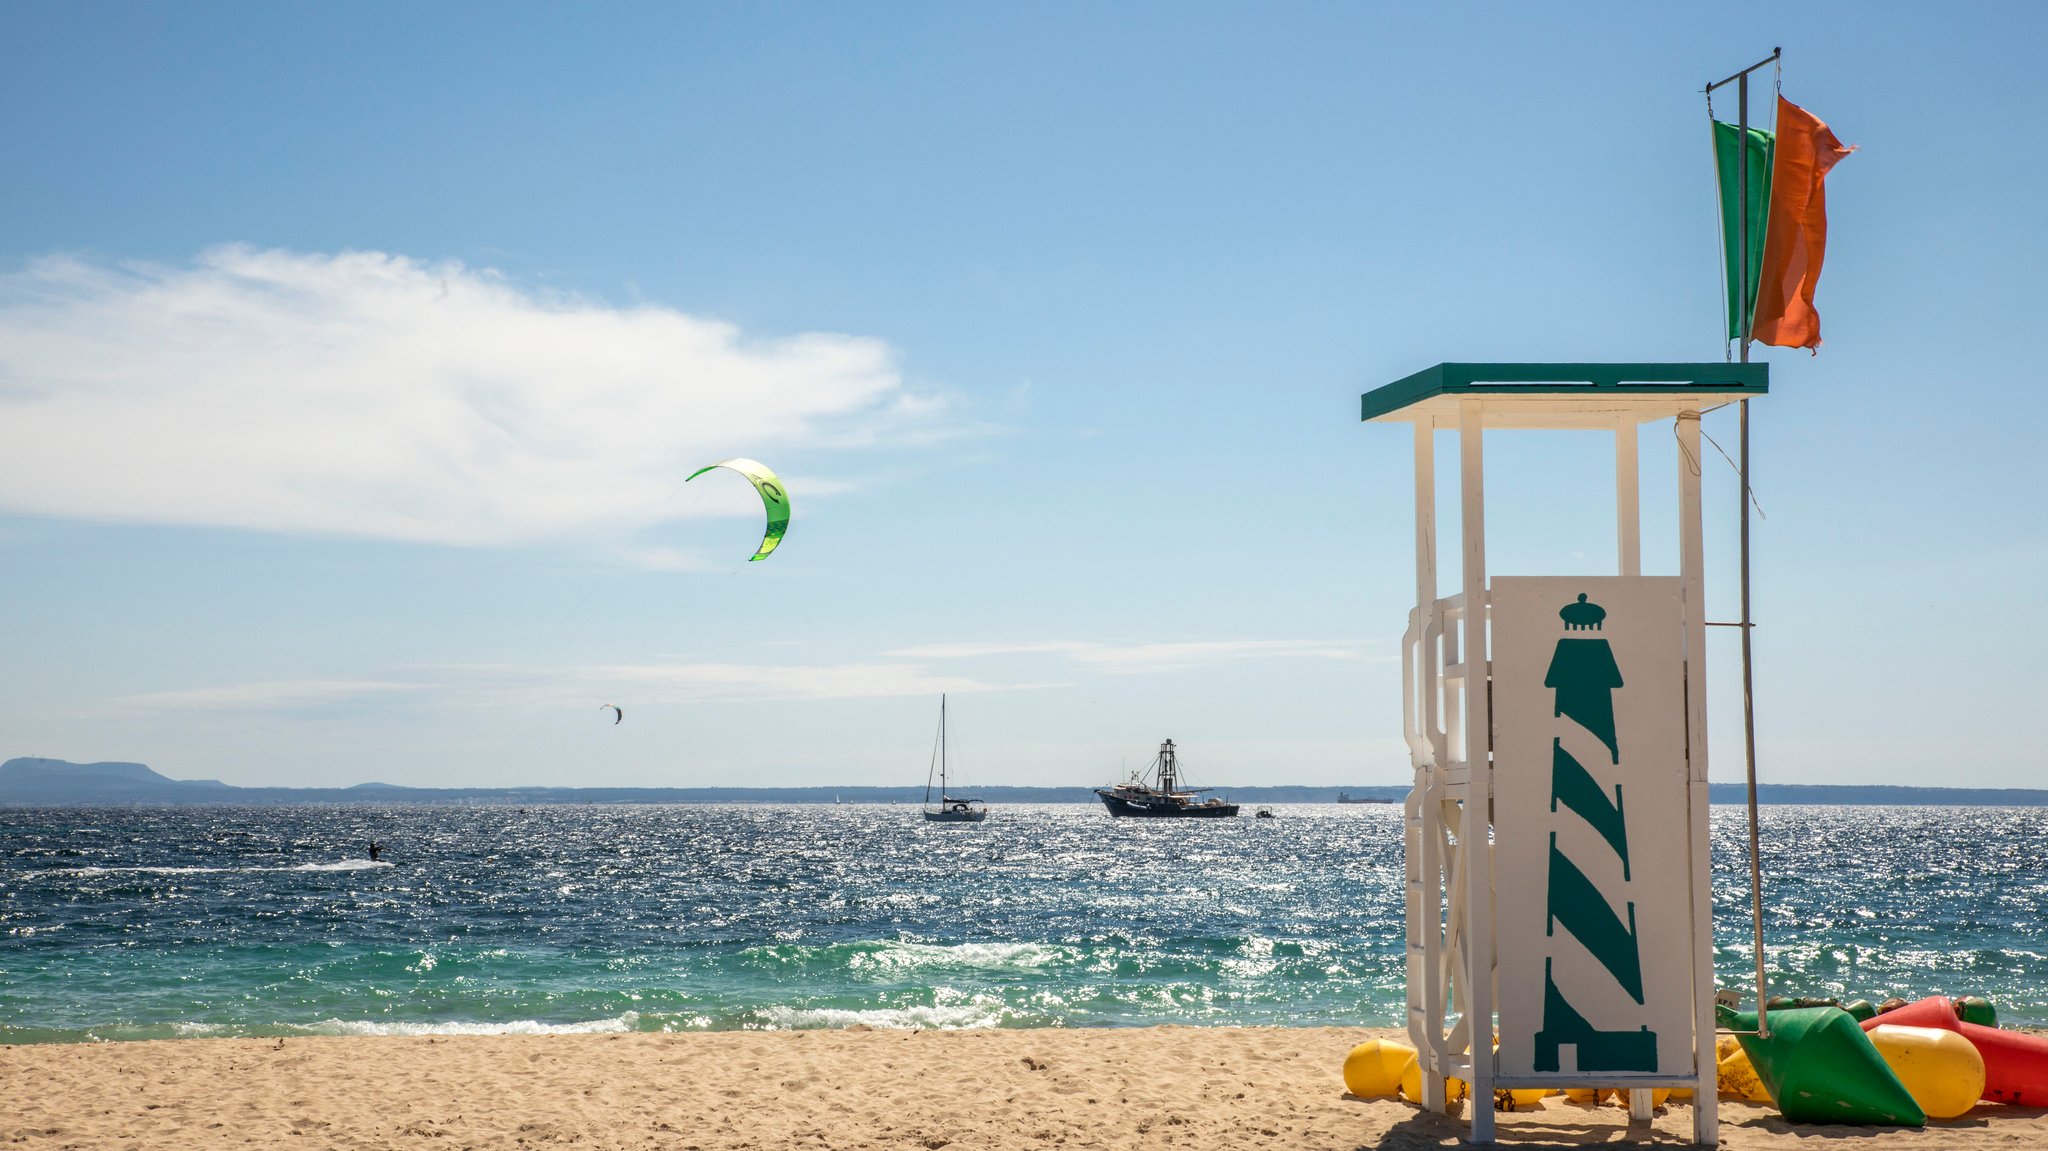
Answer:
[1361,363,1767,428]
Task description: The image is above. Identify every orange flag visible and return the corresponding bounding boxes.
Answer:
[1752,97,1854,349]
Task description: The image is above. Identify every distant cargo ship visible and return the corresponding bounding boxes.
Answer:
[1095,739,1239,818]
[1336,791,1395,804]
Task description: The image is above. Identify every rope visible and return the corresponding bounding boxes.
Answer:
[1699,426,1767,518]
[1672,415,1702,476]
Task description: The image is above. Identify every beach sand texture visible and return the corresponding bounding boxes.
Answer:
[6,1025,2046,1150]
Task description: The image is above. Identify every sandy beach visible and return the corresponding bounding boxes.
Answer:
[6,1025,2047,1150]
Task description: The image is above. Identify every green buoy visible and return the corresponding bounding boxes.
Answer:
[1716,1005,1925,1126]
[1955,996,1999,1028]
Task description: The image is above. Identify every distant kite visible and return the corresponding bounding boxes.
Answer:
[601,703,623,725]
[686,458,789,562]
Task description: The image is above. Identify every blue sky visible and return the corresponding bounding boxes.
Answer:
[1,3,2042,789]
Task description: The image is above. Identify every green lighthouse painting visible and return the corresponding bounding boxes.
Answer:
[1490,576,1696,1082]
[1534,592,1655,1073]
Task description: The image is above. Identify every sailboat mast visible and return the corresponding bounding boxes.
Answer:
[940,693,948,798]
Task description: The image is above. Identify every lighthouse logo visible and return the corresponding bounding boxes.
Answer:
[1532,593,1658,1073]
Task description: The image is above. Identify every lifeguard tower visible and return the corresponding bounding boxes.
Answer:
[1363,363,1767,1144]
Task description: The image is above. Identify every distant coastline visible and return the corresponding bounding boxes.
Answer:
[4,757,2045,808]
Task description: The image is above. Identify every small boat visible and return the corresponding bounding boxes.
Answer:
[922,695,986,823]
[1254,807,1275,819]
[1095,739,1239,818]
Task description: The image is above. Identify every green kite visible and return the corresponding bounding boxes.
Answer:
[686,458,789,562]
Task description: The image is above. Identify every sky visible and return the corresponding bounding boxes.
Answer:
[1,2,2042,790]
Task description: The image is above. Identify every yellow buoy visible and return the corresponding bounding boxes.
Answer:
[1494,1086,1550,1111]
[1717,1045,1773,1104]
[1401,1055,1468,1105]
[1390,1038,1541,1110]
[1866,1024,1986,1121]
[1490,1044,1548,1109]
[1563,1087,1608,1104]
[1343,1039,1414,1099]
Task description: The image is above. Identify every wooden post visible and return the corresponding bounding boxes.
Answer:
[1416,419,1437,628]
[1458,399,1495,1143]
[1617,419,1641,578]
[1678,411,1719,1145]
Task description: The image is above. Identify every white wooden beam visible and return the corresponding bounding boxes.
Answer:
[1458,399,1495,1143]
[1617,419,1641,578]
[1677,412,1719,1147]
[1416,419,1436,619]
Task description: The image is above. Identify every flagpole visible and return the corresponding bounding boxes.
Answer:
[1707,44,1779,1039]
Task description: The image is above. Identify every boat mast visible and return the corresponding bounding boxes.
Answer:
[940,694,948,800]
[1158,738,1176,795]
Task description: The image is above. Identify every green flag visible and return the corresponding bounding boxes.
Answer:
[1713,120,1775,341]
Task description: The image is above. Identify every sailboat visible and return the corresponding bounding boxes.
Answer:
[922,694,987,823]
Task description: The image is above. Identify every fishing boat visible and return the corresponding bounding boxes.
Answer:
[921,695,986,823]
[1095,738,1239,818]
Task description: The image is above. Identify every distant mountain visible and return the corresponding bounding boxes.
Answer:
[0,757,234,803]
[4,758,2046,808]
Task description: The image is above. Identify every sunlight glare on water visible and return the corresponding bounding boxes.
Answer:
[2,804,2043,1042]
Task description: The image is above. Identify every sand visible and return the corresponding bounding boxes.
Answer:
[5,1025,2047,1150]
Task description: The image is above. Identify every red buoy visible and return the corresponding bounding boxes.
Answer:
[1862,995,2048,1107]
[1861,995,1962,1033]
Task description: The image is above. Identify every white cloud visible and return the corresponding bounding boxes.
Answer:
[117,679,417,710]
[0,247,958,545]
[883,638,1372,674]
[108,661,1057,715]
[574,662,1056,702]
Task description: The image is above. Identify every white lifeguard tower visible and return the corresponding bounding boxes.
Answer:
[1363,363,1767,1144]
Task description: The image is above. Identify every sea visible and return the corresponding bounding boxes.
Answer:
[3,803,2044,1043]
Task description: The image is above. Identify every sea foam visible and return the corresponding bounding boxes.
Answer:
[292,1012,641,1037]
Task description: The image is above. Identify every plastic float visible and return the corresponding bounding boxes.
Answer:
[1950,1021,2048,1107]
[1559,1087,1674,1108]
[1335,1037,1470,1110]
[1561,1088,1605,1104]
[1342,1038,1414,1099]
[1862,995,2048,1107]
[1865,994,1999,1028]
[1956,996,1998,1027]
[1357,1037,1542,1113]
[1488,1085,1551,1112]
[1399,1053,1466,1108]
[1864,994,1967,1031]
[1864,1024,1986,1120]
[1717,1005,1925,1125]
[1715,1039,1773,1105]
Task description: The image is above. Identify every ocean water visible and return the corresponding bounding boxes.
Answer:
[2,804,2044,1043]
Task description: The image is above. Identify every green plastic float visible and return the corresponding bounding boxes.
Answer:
[1955,996,1998,1028]
[1717,1005,1925,1126]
